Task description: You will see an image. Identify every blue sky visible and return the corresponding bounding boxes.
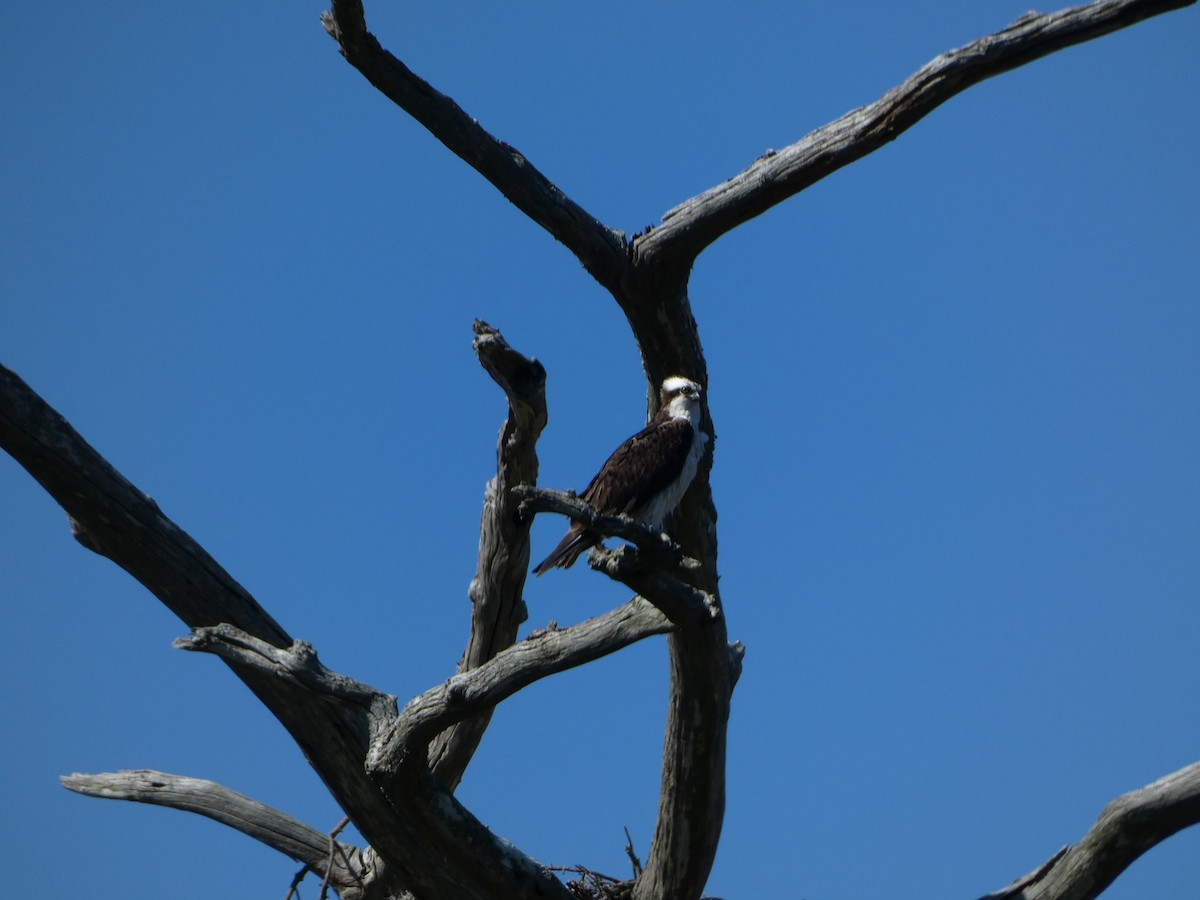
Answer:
[2,2,1197,897]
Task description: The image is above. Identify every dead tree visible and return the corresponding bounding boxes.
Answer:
[1,2,1197,898]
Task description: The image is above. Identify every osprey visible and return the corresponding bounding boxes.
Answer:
[533,376,708,576]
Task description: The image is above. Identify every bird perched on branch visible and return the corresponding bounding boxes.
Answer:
[533,376,708,575]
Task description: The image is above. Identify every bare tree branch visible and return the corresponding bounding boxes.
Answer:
[0,365,290,645]
[369,597,674,783]
[176,599,672,790]
[513,485,720,626]
[429,321,546,790]
[173,626,394,715]
[0,364,567,900]
[176,615,696,900]
[635,0,1197,270]
[61,770,383,900]
[514,486,701,573]
[320,1,630,291]
[314,8,1196,891]
[981,761,1200,900]
[2,1,1190,897]
[587,545,719,628]
[173,624,575,900]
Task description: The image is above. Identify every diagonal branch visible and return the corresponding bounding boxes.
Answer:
[0,364,566,900]
[61,770,383,900]
[368,596,673,784]
[428,321,546,791]
[634,0,1197,270]
[176,623,575,900]
[0,364,290,645]
[980,761,1200,900]
[321,1,630,290]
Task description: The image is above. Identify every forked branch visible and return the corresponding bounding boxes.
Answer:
[370,597,673,783]
[322,0,1194,284]
[0,364,563,900]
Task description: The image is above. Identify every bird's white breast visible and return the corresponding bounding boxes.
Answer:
[637,420,707,527]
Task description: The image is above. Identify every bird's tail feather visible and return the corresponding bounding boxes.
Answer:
[532,530,597,576]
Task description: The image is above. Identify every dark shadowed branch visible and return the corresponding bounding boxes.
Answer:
[321,1,630,291]
[514,485,700,573]
[0,365,289,645]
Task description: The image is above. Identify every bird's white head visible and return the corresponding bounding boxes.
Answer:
[660,376,703,424]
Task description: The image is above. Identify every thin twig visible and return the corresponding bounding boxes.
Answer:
[284,864,309,900]
[623,826,642,878]
[319,817,351,900]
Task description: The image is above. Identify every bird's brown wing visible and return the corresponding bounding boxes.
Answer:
[581,418,694,517]
[533,418,695,576]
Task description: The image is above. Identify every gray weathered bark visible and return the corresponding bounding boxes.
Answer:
[318,1,1197,896]
[1,1,1196,898]
[427,321,546,791]
[980,761,1200,900]
[62,770,390,900]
